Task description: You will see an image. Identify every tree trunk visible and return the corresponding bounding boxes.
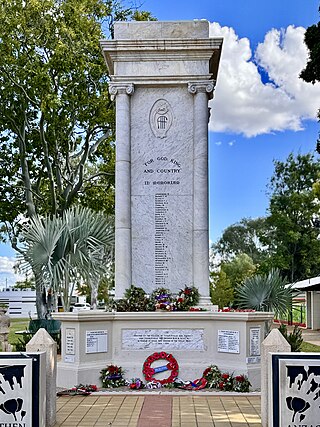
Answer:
[34,270,47,319]
[90,279,98,309]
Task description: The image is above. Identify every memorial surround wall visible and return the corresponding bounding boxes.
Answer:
[55,310,274,390]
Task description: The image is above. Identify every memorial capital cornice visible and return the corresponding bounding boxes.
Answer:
[188,80,216,98]
[109,82,134,100]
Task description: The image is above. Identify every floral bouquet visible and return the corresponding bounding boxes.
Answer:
[233,374,251,392]
[100,364,126,388]
[202,365,251,392]
[128,378,144,390]
[176,286,199,311]
[150,287,176,311]
[57,383,98,396]
[202,365,222,388]
[75,384,98,393]
[217,373,234,391]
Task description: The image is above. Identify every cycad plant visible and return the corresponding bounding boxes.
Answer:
[19,206,114,316]
[236,269,296,317]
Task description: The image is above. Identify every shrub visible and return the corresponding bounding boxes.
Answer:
[278,324,303,352]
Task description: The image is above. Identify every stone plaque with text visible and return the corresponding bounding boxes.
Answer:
[122,329,204,351]
[86,330,108,354]
[131,88,193,293]
[218,330,240,354]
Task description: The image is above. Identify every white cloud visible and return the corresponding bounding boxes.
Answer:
[209,23,320,137]
[0,256,24,288]
[215,141,222,146]
[0,257,16,274]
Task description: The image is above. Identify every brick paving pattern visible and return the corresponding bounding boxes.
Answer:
[55,394,261,427]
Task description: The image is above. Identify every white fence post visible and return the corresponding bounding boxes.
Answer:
[27,328,57,427]
[260,328,291,427]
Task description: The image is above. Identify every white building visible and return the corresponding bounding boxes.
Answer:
[292,277,320,330]
[0,287,36,318]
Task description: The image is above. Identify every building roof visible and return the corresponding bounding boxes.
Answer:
[291,277,320,291]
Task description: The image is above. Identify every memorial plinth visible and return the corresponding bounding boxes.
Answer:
[55,310,274,390]
[100,21,223,305]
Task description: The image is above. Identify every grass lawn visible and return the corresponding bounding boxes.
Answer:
[8,318,30,347]
[301,341,320,352]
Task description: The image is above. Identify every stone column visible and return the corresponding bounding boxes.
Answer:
[109,83,134,299]
[188,81,215,307]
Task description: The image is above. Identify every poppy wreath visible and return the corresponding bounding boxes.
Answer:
[142,352,179,385]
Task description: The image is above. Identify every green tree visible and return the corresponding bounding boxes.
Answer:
[212,217,269,266]
[0,0,116,231]
[19,206,114,314]
[300,7,320,86]
[222,253,257,290]
[210,270,234,308]
[264,152,320,282]
[300,6,320,148]
[14,276,36,291]
[0,0,155,317]
[236,269,296,317]
[210,253,257,307]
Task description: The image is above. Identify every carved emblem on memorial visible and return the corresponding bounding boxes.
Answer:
[149,99,173,138]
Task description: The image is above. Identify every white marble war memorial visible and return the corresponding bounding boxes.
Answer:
[55,21,274,391]
[100,20,223,305]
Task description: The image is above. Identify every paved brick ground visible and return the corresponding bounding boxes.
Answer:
[54,394,261,427]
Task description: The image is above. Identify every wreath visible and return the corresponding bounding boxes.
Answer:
[142,352,179,385]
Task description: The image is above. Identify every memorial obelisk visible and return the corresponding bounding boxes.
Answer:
[101,21,223,307]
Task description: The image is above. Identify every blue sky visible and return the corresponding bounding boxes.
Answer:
[0,0,319,286]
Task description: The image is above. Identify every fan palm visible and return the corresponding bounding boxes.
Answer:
[19,206,114,315]
[236,269,296,317]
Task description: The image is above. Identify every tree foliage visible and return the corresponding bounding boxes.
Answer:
[236,269,296,316]
[19,206,114,314]
[300,6,320,149]
[0,0,155,316]
[264,153,320,282]
[212,217,269,265]
[300,9,320,86]
[0,0,117,234]
[210,270,234,308]
[210,253,256,307]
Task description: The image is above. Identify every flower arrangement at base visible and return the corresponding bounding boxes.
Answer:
[112,285,151,312]
[143,352,179,385]
[176,286,200,311]
[57,384,98,396]
[128,378,144,390]
[202,365,222,388]
[145,380,162,389]
[75,384,98,393]
[150,287,176,311]
[100,364,126,388]
[202,365,251,392]
[218,373,234,391]
[233,375,251,392]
